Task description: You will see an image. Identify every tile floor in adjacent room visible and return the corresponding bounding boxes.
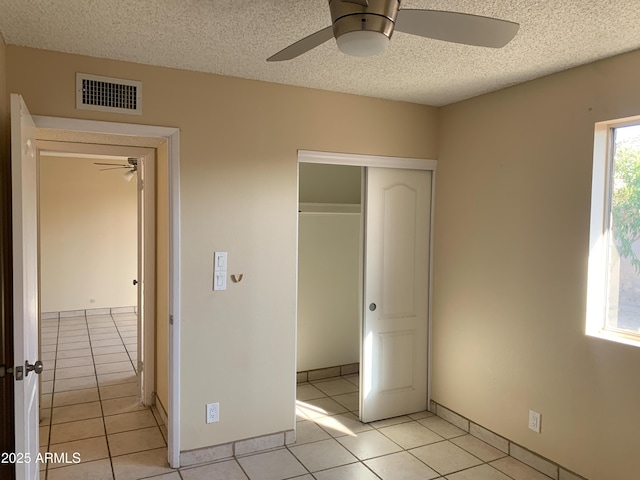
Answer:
[39,312,170,480]
[39,313,553,480]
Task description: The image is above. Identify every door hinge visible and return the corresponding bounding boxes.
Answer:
[138,360,143,373]
[169,314,174,325]
[1,365,23,381]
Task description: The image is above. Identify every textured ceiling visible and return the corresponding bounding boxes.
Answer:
[1,1,640,106]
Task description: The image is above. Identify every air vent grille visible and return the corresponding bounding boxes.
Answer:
[82,79,137,109]
[76,73,142,115]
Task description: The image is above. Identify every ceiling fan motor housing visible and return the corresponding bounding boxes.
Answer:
[330,0,400,44]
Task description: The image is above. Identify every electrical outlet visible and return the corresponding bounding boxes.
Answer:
[206,402,219,424]
[528,409,541,433]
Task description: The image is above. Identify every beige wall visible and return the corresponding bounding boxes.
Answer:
[39,155,137,312]
[297,212,360,371]
[6,46,439,451]
[434,49,640,479]
[299,163,361,204]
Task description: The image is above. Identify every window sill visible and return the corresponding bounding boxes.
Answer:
[587,328,640,348]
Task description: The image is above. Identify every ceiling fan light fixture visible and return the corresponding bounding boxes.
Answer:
[123,169,136,182]
[330,1,398,58]
[336,30,389,57]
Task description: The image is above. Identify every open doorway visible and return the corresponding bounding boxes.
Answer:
[297,162,362,377]
[38,149,141,409]
[297,162,363,422]
[35,141,169,477]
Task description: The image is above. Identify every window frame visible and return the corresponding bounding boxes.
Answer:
[587,116,640,347]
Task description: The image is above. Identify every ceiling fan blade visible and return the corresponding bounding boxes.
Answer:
[267,25,334,62]
[395,9,519,48]
[98,166,130,171]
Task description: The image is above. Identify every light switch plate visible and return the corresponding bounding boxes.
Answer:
[214,252,227,272]
[213,271,226,291]
[213,251,228,291]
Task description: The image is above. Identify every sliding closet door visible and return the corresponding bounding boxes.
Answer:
[361,167,432,423]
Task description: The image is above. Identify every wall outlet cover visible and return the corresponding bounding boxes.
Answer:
[206,402,219,424]
[528,409,541,433]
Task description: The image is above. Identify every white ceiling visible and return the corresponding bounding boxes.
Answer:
[1,0,640,106]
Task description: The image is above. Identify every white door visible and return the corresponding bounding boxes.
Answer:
[361,167,432,423]
[136,154,156,405]
[11,94,42,480]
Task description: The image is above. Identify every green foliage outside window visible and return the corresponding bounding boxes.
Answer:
[612,143,640,273]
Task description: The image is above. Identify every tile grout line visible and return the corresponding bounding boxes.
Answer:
[112,312,138,374]
[46,315,85,476]
[283,441,314,479]
[44,315,94,474]
[233,455,253,480]
[181,374,519,480]
[88,312,117,480]
[43,314,60,480]
[42,313,168,479]
[44,341,554,479]
[293,376,517,480]
[105,313,166,470]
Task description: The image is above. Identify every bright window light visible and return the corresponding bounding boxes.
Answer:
[604,125,640,337]
[587,119,640,346]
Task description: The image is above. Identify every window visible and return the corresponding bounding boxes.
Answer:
[587,118,640,346]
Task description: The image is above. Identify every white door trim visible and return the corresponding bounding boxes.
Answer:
[297,149,437,411]
[33,115,182,468]
[298,149,437,171]
[137,150,157,407]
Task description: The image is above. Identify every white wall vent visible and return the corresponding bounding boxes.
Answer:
[76,73,142,115]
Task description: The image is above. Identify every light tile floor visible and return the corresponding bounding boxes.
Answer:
[39,312,170,480]
[39,313,553,480]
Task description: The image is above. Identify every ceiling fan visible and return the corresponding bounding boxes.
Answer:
[94,158,138,182]
[267,0,519,61]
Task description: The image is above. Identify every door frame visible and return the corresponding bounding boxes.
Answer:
[32,115,182,468]
[37,141,157,406]
[296,149,437,408]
